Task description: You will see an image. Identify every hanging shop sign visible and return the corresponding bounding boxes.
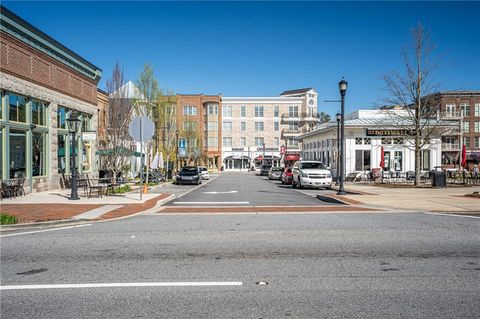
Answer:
[366,129,416,137]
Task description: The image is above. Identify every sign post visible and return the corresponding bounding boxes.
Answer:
[128,117,155,200]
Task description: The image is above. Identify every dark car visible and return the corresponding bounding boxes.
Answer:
[260,165,272,176]
[268,167,283,180]
[281,167,293,185]
[176,166,202,185]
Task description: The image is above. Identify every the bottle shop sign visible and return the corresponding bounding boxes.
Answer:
[366,129,415,137]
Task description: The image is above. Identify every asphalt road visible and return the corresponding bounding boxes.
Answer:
[1,173,479,318]
[166,172,334,206]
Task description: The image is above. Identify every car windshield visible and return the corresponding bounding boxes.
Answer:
[271,167,282,171]
[180,167,198,175]
[199,168,207,172]
[301,162,326,169]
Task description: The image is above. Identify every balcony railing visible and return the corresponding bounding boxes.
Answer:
[442,143,461,151]
[439,111,463,119]
[281,129,301,138]
[281,112,322,124]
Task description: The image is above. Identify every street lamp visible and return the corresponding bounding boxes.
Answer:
[67,112,81,200]
[262,143,266,166]
[175,129,179,173]
[284,139,288,167]
[337,79,348,195]
[335,112,341,186]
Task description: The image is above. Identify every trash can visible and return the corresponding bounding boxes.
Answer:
[431,167,446,188]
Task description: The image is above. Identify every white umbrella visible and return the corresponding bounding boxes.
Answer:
[158,152,164,169]
[150,152,159,169]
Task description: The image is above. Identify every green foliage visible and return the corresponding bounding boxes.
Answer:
[1,213,18,225]
[111,185,132,194]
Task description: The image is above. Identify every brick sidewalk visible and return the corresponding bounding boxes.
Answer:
[1,194,171,223]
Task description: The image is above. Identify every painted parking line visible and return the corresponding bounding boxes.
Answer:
[0,281,243,290]
[424,212,480,219]
[173,201,250,205]
[0,224,92,238]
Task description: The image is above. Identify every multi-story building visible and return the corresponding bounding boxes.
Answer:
[221,88,321,171]
[0,6,102,192]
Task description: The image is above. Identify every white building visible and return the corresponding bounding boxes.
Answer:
[298,109,459,178]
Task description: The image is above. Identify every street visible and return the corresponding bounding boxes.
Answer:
[1,173,479,318]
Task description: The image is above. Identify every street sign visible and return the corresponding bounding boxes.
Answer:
[128,117,155,142]
[179,148,186,157]
[178,138,186,149]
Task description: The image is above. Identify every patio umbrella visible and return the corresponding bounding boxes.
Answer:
[150,152,159,169]
[461,144,467,168]
[379,146,385,169]
[158,152,164,169]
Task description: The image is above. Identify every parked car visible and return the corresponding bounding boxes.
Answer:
[281,166,293,185]
[255,166,262,176]
[176,166,202,185]
[291,161,332,189]
[198,166,209,180]
[268,167,283,180]
[260,164,272,176]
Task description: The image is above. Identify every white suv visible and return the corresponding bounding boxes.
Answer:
[292,161,332,189]
[198,166,209,180]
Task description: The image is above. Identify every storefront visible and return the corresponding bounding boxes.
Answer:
[222,147,281,171]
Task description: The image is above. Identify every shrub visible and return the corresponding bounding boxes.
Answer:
[1,213,18,225]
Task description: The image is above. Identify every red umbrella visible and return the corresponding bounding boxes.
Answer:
[379,146,385,169]
[461,144,467,168]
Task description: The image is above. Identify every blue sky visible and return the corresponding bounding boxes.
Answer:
[3,1,480,115]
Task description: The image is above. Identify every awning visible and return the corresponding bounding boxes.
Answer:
[96,146,143,157]
[224,155,250,160]
[285,154,300,161]
[255,155,280,161]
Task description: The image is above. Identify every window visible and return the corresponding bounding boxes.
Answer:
[223,137,232,147]
[464,122,470,132]
[255,137,264,147]
[57,106,71,129]
[222,105,232,118]
[421,150,430,171]
[58,134,67,173]
[288,123,298,131]
[240,137,246,147]
[274,106,279,117]
[475,121,480,133]
[207,137,218,147]
[183,121,197,131]
[208,104,218,115]
[355,138,363,145]
[32,132,47,176]
[240,106,246,117]
[288,106,299,117]
[32,99,47,126]
[382,138,392,145]
[9,129,26,178]
[82,114,93,132]
[475,104,480,117]
[82,140,92,172]
[461,104,470,116]
[364,138,371,145]
[445,104,456,115]
[475,137,480,148]
[274,122,279,131]
[463,137,470,148]
[207,121,218,131]
[355,150,371,171]
[241,122,246,131]
[222,121,232,132]
[274,137,279,146]
[254,122,264,131]
[8,93,27,123]
[254,106,264,117]
[393,137,404,145]
[183,105,197,116]
[288,137,298,147]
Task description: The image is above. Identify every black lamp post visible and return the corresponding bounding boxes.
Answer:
[335,112,341,186]
[284,139,288,167]
[67,112,81,200]
[175,129,179,172]
[262,143,266,166]
[337,79,348,195]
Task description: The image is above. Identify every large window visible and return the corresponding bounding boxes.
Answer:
[288,106,298,117]
[241,122,246,131]
[223,137,232,147]
[355,150,371,171]
[58,134,67,173]
[0,129,3,178]
[32,99,47,126]
[207,137,218,148]
[222,105,232,118]
[240,106,246,117]
[207,121,218,131]
[254,106,264,117]
[274,122,279,131]
[475,121,480,133]
[464,122,470,132]
[475,137,480,149]
[463,137,470,148]
[254,122,264,131]
[274,137,279,146]
[8,93,27,123]
[475,104,480,117]
[208,104,218,115]
[9,129,26,178]
[32,132,47,176]
[288,123,299,131]
[223,121,232,132]
[183,105,197,116]
[255,137,264,147]
[274,106,279,117]
[461,104,470,116]
[240,137,246,147]
[82,114,93,132]
[421,150,430,171]
[183,121,197,131]
[57,106,71,129]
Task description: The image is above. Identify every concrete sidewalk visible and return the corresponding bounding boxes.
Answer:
[333,183,480,213]
[0,187,173,225]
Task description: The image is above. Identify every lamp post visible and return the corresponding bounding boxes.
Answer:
[335,112,341,186]
[337,79,348,195]
[175,129,179,173]
[262,143,266,166]
[284,139,288,167]
[67,112,81,200]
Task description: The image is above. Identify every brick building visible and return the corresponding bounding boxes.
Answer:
[0,5,102,192]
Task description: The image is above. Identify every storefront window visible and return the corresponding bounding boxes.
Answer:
[57,106,71,129]
[0,129,3,178]
[82,114,93,132]
[8,93,27,123]
[355,150,371,171]
[32,132,47,176]
[32,100,47,126]
[82,140,92,172]
[9,129,26,178]
[394,151,403,171]
[58,134,67,173]
[421,150,430,171]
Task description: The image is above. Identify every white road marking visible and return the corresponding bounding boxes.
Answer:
[0,224,92,238]
[173,201,249,205]
[0,281,243,290]
[202,190,238,194]
[424,212,480,219]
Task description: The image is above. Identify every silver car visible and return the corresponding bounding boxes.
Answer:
[198,166,209,180]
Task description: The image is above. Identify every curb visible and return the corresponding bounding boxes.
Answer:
[0,194,176,232]
[316,195,347,205]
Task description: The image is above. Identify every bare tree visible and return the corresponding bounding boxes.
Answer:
[382,24,454,186]
[156,92,177,178]
[99,63,134,181]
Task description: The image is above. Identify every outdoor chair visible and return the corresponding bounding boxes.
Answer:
[86,174,105,198]
[77,174,89,197]
[16,177,26,197]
